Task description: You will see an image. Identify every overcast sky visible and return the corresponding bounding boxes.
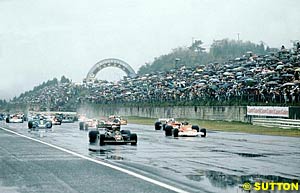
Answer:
[0,0,299,99]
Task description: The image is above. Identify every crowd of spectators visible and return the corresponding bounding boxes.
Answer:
[11,43,300,110]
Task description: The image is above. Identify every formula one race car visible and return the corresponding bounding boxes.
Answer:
[108,115,128,125]
[28,116,52,131]
[61,115,75,123]
[164,120,206,137]
[88,124,137,148]
[154,118,175,130]
[79,118,99,130]
[6,114,24,123]
[48,115,62,125]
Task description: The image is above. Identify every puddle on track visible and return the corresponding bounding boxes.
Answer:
[186,171,300,193]
[211,149,268,157]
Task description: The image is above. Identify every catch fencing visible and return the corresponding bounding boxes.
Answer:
[251,117,300,129]
[248,106,300,129]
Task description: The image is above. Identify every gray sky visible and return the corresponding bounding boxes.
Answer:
[0,0,299,99]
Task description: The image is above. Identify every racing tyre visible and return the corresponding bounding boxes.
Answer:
[28,121,33,129]
[6,118,9,123]
[89,131,99,143]
[192,125,200,132]
[155,122,162,130]
[79,122,84,130]
[130,133,137,145]
[165,125,173,136]
[99,134,105,146]
[200,128,207,137]
[121,130,131,140]
[173,128,179,137]
[85,124,88,131]
[162,124,166,130]
[121,130,131,135]
[47,122,52,129]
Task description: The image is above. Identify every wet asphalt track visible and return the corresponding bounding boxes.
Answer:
[0,121,299,193]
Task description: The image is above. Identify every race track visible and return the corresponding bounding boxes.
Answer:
[1,121,299,193]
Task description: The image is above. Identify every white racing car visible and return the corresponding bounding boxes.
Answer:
[79,118,99,130]
[6,114,24,123]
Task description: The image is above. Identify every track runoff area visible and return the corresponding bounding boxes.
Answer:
[0,126,189,193]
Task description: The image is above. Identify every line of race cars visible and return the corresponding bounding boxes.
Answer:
[27,112,77,132]
[1,112,77,131]
[81,116,207,150]
[1,112,207,150]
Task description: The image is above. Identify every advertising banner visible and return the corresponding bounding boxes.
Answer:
[247,106,289,117]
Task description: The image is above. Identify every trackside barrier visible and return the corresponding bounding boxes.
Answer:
[251,118,300,129]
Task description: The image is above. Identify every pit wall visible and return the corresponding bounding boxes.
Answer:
[78,105,248,122]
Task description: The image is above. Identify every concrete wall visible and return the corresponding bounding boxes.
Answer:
[78,105,248,122]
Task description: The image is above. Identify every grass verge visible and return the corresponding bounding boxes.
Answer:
[125,116,300,137]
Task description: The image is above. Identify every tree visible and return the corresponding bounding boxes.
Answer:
[189,40,206,53]
[209,39,267,60]
[137,38,274,75]
[60,75,70,83]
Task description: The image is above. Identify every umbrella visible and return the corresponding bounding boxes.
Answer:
[276,65,285,70]
[226,76,235,80]
[209,78,220,83]
[286,68,294,72]
[209,85,218,90]
[282,82,295,87]
[223,72,234,76]
[262,70,276,75]
[244,78,257,86]
[197,83,206,86]
[266,81,279,86]
[232,67,244,72]
[236,72,243,76]
[245,78,255,82]
[281,74,294,77]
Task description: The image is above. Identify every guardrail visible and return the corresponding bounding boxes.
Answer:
[251,118,300,129]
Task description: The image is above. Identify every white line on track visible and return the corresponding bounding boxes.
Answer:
[0,126,189,193]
